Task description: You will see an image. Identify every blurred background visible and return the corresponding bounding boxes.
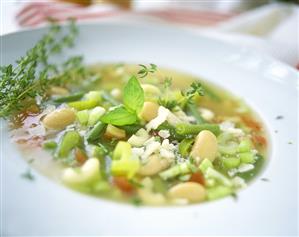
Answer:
[1,0,298,67]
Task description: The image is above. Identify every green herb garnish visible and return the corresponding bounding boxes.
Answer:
[100,76,144,126]
[137,64,157,78]
[0,19,82,118]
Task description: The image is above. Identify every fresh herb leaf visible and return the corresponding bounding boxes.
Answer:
[21,169,35,181]
[137,63,157,78]
[123,76,144,113]
[158,77,177,110]
[185,82,205,99]
[0,19,81,118]
[100,105,137,126]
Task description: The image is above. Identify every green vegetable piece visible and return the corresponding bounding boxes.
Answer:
[53,92,84,103]
[206,167,232,187]
[88,106,105,126]
[43,140,57,150]
[68,99,98,110]
[84,91,102,103]
[123,76,144,113]
[222,157,240,169]
[111,159,140,178]
[179,138,194,157]
[239,152,255,164]
[176,123,220,136]
[111,142,140,177]
[159,163,190,180]
[186,102,206,124]
[238,139,253,153]
[207,186,233,200]
[57,131,81,158]
[118,124,143,136]
[113,141,132,160]
[218,142,239,155]
[86,121,106,143]
[76,110,89,125]
[100,105,137,126]
[199,158,213,173]
[90,144,108,158]
[157,122,185,141]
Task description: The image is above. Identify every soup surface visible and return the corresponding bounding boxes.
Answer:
[11,64,267,206]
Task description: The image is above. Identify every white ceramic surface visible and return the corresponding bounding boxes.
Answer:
[1,22,298,236]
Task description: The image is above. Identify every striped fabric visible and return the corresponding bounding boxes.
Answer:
[16,1,235,27]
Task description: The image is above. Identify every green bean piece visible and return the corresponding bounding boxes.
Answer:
[176,123,220,136]
[178,138,194,157]
[53,92,84,103]
[157,122,185,141]
[159,163,190,180]
[86,121,106,143]
[68,99,98,110]
[186,102,206,124]
[118,124,143,136]
[101,91,119,106]
[43,140,57,150]
[57,131,81,158]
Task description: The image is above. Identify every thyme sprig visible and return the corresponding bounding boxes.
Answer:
[137,63,157,78]
[0,19,83,118]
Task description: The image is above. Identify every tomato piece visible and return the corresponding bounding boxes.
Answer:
[189,172,205,186]
[113,176,135,194]
[241,116,261,131]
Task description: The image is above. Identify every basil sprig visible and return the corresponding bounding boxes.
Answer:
[101,76,144,126]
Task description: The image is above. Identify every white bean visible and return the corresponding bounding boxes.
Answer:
[42,108,75,130]
[168,182,206,202]
[190,130,218,163]
[139,101,159,122]
[138,154,171,176]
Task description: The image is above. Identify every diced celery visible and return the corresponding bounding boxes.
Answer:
[222,157,240,169]
[159,163,190,180]
[43,140,57,150]
[68,99,98,110]
[199,158,213,173]
[239,152,255,164]
[207,186,233,200]
[113,141,131,160]
[84,91,102,103]
[206,167,232,187]
[57,131,81,158]
[76,110,89,125]
[88,106,105,126]
[217,132,233,144]
[238,139,252,153]
[111,159,140,178]
[89,144,107,158]
[218,142,238,155]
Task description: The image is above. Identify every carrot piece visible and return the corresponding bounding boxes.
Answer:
[189,172,205,186]
[252,134,267,146]
[75,148,88,165]
[113,176,135,194]
[241,116,261,131]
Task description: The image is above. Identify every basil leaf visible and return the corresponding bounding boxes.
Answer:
[100,105,137,126]
[123,76,144,113]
